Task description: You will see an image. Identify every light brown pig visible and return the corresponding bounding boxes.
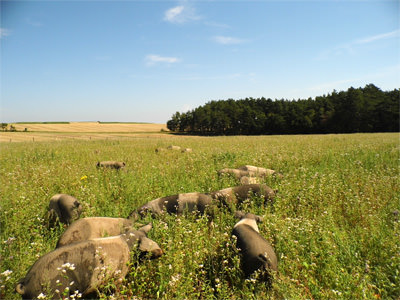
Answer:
[15,224,162,300]
[56,217,134,248]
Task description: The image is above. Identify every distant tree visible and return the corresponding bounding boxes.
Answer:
[167,112,181,131]
[167,84,399,135]
[1,123,8,131]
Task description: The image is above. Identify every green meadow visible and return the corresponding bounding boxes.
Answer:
[0,133,399,299]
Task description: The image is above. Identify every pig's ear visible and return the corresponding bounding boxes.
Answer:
[15,282,25,295]
[138,223,152,234]
[138,237,157,252]
[234,211,245,219]
[255,215,264,223]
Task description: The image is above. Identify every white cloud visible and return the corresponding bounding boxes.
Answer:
[317,29,400,60]
[164,6,184,23]
[26,18,43,27]
[0,28,11,39]
[178,73,242,81]
[355,29,400,44]
[204,21,230,29]
[213,36,246,45]
[145,54,180,66]
[164,4,201,24]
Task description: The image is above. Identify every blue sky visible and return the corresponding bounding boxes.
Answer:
[1,1,399,123]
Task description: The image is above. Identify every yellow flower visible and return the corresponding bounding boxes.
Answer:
[80,175,88,181]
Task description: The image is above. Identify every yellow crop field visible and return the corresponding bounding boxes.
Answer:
[0,122,169,142]
[11,122,167,133]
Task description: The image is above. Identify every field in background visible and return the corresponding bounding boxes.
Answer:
[0,122,169,142]
[0,133,399,299]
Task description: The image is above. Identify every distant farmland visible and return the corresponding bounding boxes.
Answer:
[0,122,169,142]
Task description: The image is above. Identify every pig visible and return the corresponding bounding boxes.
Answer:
[15,224,162,300]
[47,194,82,227]
[56,217,134,248]
[218,168,250,179]
[240,176,260,185]
[218,166,283,179]
[232,211,278,281]
[167,145,181,151]
[128,192,214,220]
[238,165,283,178]
[96,161,126,169]
[210,184,276,208]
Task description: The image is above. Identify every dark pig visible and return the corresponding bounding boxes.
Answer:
[211,184,276,207]
[232,212,278,281]
[128,192,214,219]
[96,161,126,169]
[47,194,82,227]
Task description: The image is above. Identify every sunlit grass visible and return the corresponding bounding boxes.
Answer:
[1,133,399,299]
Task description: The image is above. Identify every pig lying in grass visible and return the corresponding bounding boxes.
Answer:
[56,217,134,248]
[47,194,82,228]
[210,184,277,208]
[238,165,282,177]
[232,211,278,282]
[96,161,126,169]
[16,224,162,300]
[218,165,283,180]
[128,192,214,219]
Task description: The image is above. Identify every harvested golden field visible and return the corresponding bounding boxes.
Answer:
[12,122,168,132]
[0,122,169,142]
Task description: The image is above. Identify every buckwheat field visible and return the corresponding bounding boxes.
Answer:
[1,133,399,299]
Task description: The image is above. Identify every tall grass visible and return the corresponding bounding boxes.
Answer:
[1,133,399,299]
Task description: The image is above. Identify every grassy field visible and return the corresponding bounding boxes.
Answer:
[0,133,399,299]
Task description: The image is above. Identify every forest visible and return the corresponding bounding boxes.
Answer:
[167,84,399,135]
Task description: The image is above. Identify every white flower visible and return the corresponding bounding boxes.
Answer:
[37,293,46,299]
[1,270,12,277]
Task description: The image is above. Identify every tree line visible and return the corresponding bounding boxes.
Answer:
[167,84,399,135]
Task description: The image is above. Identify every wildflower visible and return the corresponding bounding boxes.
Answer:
[4,237,16,245]
[80,175,88,181]
[1,270,12,277]
[37,293,46,299]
